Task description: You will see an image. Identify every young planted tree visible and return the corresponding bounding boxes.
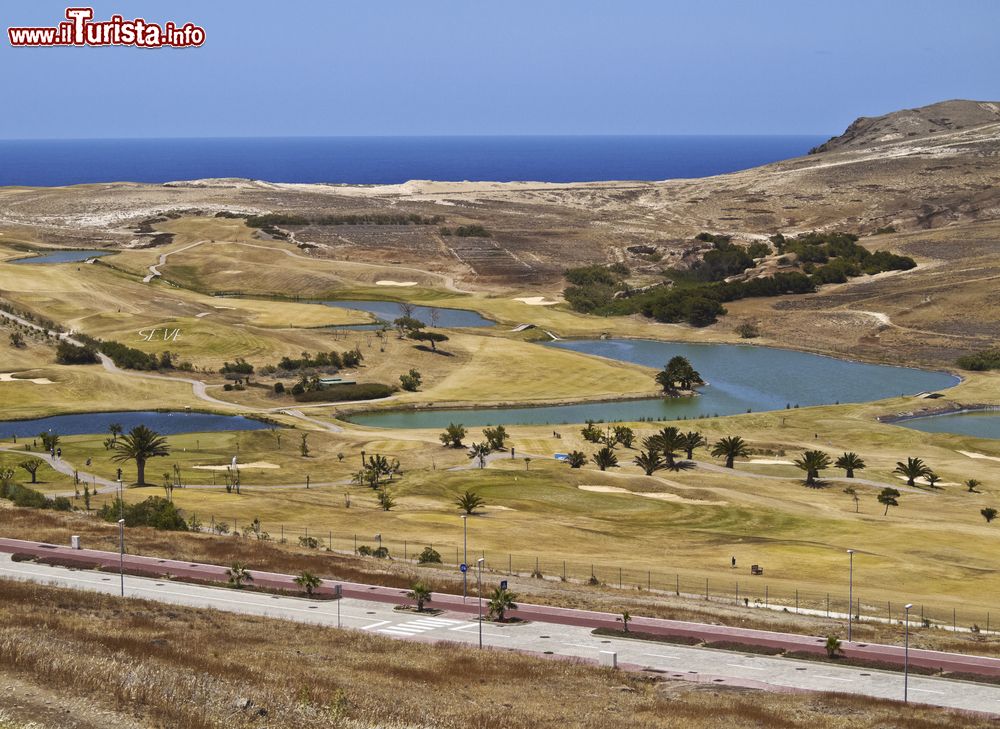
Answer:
[378,487,396,511]
[19,458,44,484]
[226,562,253,588]
[711,436,749,469]
[835,452,866,479]
[407,581,433,612]
[825,635,842,658]
[440,423,467,448]
[39,431,60,453]
[893,457,932,487]
[488,587,518,623]
[399,369,422,392]
[111,425,170,486]
[682,431,707,460]
[108,423,123,444]
[299,433,310,457]
[580,421,603,443]
[294,571,322,596]
[591,446,619,471]
[966,479,982,493]
[795,450,832,487]
[619,610,632,633]
[633,450,666,476]
[455,490,486,515]
[925,472,942,489]
[566,451,588,469]
[878,487,901,516]
[409,331,449,352]
[982,507,997,524]
[843,485,860,513]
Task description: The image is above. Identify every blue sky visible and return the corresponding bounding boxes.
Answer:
[1,0,997,139]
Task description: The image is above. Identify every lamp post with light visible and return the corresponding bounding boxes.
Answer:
[847,549,855,641]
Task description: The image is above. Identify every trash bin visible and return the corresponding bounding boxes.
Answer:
[70,535,81,550]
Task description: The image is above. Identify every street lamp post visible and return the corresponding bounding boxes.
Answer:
[904,603,913,702]
[847,549,855,642]
[477,557,485,649]
[461,515,468,600]
[118,518,125,597]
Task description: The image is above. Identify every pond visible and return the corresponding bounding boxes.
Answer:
[8,250,112,265]
[896,411,1000,440]
[347,339,959,429]
[0,411,270,439]
[320,300,494,329]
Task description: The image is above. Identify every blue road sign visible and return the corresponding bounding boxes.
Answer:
[460,563,468,573]
[500,580,508,590]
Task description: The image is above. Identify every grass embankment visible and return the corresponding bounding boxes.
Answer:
[2,580,992,729]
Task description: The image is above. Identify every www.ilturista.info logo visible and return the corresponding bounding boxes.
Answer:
[8,7,205,48]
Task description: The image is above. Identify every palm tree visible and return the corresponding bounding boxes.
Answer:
[925,472,942,489]
[377,487,396,511]
[834,452,865,479]
[407,581,433,612]
[467,442,491,469]
[619,610,632,633]
[227,561,253,588]
[566,451,587,469]
[455,490,486,515]
[682,431,707,460]
[648,427,685,467]
[108,423,123,444]
[111,425,170,485]
[711,436,749,469]
[893,457,932,487]
[294,571,322,596]
[878,487,901,516]
[966,479,982,493]
[633,450,665,476]
[795,450,832,487]
[591,446,619,471]
[825,635,842,658]
[982,507,997,524]
[488,587,518,623]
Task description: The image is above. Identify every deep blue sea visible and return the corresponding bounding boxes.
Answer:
[0,135,826,186]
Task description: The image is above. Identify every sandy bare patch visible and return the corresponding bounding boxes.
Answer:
[514,296,560,306]
[0,372,53,385]
[637,492,726,505]
[220,270,244,274]
[894,475,959,487]
[195,312,211,318]
[211,305,236,310]
[192,461,281,471]
[958,450,1000,463]
[376,280,418,287]
[746,459,794,465]
[578,485,628,493]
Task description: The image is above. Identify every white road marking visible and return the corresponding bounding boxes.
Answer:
[910,688,945,695]
[361,620,392,631]
[814,675,854,682]
[642,652,681,660]
[728,664,766,671]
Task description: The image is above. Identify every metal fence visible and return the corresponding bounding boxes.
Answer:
[193,514,998,636]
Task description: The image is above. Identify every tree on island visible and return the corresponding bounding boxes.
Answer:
[835,452,865,479]
[795,450,831,487]
[711,436,749,469]
[655,356,704,394]
[111,425,171,486]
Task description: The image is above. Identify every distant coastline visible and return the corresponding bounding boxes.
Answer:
[0,135,827,187]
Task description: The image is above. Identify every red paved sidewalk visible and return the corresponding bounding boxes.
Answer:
[3,536,998,677]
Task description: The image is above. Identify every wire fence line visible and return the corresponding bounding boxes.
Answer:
[193,514,999,637]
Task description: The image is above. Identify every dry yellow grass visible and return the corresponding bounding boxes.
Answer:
[0,578,993,729]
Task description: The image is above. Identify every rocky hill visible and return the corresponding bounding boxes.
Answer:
[809,99,1000,153]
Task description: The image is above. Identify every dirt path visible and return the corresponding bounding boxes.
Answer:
[142,239,207,283]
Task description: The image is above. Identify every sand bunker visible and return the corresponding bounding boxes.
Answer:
[894,475,959,487]
[637,492,727,506]
[958,450,1000,463]
[195,312,211,318]
[578,485,629,493]
[220,270,244,274]
[376,280,418,287]
[192,461,281,471]
[747,459,794,465]
[514,296,559,306]
[0,372,53,385]
[578,485,721,505]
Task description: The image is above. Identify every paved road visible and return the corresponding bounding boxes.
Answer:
[1,546,999,714]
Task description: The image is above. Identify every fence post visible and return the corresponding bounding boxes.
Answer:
[619,567,622,589]
[329,530,332,550]
[953,608,957,633]
[563,561,566,581]
[826,593,830,617]
[508,554,511,576]
[736,581,739,606]
[795,590,798,613]
[705,578,709,601]
[988,612,991,635]
[888,601,891,624]
[647,570,651,592]
[676,574,679,596]
[765,585,768,608]
[404,541,407,561]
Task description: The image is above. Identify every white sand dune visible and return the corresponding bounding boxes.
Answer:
[376,280,418,287]
[958,450,1000,463]
[514,296,560,306]
[0,372,53,385]
[192,461,281,471]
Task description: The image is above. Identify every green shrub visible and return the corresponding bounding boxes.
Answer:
[293,383,395,403]
[417,546,442,564]
[98,496,188,531]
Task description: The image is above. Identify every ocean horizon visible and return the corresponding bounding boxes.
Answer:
[0,135,827,187]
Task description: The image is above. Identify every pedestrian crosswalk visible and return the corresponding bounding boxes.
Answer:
[379,616,464,637]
